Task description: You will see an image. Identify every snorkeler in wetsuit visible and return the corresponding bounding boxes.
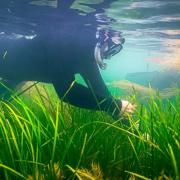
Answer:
[0,1,136,119]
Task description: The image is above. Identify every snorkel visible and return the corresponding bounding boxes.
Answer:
[94,28,125,70]
[94,42,107,69]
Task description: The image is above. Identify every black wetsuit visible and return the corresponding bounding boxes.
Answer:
[0,5,122,119]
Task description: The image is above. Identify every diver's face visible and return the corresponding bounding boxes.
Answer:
[102,42,122,60]
[101,37,125,60]
[94,29,125,70]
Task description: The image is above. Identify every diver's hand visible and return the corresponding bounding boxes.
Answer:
[121,100,137,115]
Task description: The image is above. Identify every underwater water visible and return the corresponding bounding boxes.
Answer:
[102,0,180,98]
[74,0,180,99]
[101,1,180,78]
[0,0,180,180]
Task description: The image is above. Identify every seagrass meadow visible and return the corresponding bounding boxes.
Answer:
[0,82,179,180]
[1,0,180,179]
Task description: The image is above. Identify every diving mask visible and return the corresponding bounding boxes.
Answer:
[94,29,125,69]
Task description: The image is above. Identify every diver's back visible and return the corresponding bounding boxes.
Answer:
[0,32,48,82]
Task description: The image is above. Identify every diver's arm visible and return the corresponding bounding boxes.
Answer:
[80,61,110,97]
[53,75,122,119]
[80,61,122,118]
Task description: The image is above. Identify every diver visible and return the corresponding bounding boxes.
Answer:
[0,1,136,120]
[0,28,136,120]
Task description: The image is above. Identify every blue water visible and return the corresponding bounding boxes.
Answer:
[1,0,180,91]
[98,0,180,81]
[72,0,180,93]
